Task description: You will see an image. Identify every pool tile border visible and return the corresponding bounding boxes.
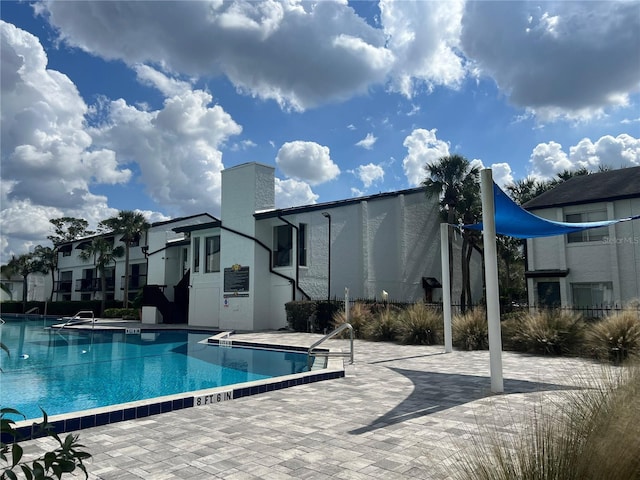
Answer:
[4,341,344,443]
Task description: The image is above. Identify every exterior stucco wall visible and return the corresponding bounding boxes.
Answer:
[55,233,146,303]
[188,226,221,328]
[218,163,276,331]
[526,198,640,307]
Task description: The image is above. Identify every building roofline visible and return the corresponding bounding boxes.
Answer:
[523,166,640,210]
[150,213,217,228]
[255,186,426,219]
[172,220,221,233]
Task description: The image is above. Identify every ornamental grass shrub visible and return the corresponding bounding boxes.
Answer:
[585,310,640,363]
[458,362,640,480]
[396,303,443,345]
[502,309,584,355]
[332,302,373,339]
[452,308,488,350]
[363,308,400,342]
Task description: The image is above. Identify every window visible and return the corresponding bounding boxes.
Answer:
[566,211,608,243]
[205,235,221,273]
[182,247,189,275]
[298,223,307,267]
[273,225,292,267]
[572,282,613,308]
[129,233,141,247]
[536,281,560,307]
[193,237,200,273]
[104,267,115,291]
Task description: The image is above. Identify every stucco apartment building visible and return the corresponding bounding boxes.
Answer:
[53,162,482,330]
[523,166,640,308]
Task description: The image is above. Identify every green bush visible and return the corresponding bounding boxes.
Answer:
[502,309,584,355]
[585,310,640,363]
[315,301,342,333]
[396,303,443,345]
[102,308,140,320]
[284,301,317,332]
[453,308,489,350]
[1,408,92,480]
[0,300,121,316]
[363,308,400,342]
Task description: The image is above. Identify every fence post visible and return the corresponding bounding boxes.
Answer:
[345,287,350,324]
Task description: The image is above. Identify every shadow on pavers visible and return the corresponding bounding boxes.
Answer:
[349,368,579,434]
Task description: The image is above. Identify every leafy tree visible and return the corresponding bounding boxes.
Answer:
[1,253,44,312]
[78,237,124,316]
[33,245,57,302]
[505,177,550,205]
[423,155,481,312]
[47,218,95,245]
[99,211,150,307]
[496,235,526,306]
[45,217,95,302]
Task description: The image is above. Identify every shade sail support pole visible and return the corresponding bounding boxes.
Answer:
[440,223,453,353]
[481,168,504,393]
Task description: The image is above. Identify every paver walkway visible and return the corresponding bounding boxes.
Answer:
[16,331,606,479]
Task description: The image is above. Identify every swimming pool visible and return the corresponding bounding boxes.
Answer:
[0,317,336,428]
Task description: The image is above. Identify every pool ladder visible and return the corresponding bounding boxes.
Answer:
[308,323,354,365]
[56,311,96,330]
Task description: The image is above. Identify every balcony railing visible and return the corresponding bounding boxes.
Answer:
[74,278,115,292]
[120,274,147,290]
[53,280,73,293]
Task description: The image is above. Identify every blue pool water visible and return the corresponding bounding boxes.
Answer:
[0,318,309,420]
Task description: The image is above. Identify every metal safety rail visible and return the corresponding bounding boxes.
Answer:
[55,310,96,330]
[308,323,354,365]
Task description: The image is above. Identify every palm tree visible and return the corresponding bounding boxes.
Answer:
[100,211,150,307]
[423,155,480,311]
[78,237,124,316]
[2,253,43,312]
[33,245,57,302]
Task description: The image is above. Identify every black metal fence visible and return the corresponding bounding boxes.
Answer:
[341,298,640,320]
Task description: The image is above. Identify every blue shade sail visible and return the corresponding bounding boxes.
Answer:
[463,183,640,239]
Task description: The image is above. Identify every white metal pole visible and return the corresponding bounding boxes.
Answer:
[440,223,453,353]
[345,287,350,324]
[481,168,504,393]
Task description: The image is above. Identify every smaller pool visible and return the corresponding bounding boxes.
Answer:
[0,318,311,421]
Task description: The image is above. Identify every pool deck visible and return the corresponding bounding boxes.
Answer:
[15,328,609,479]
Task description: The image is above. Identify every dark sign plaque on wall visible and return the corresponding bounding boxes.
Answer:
[224,265,250,293]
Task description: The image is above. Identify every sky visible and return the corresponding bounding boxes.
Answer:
[1,0,639,262]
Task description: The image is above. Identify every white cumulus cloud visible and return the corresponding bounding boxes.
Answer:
[275,141,340,185]
[402,128,450,186]
[90,88,242,215]
[529,134,640,179]
[461,1,640,120]
[275,178,319,208]
[355,163,385,188]
[356,133,377,150]
[0,20,128,260]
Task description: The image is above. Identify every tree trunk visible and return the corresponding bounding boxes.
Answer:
[22,275,28,313]
[465,239,474,309]
[50,269,55,302]
[123,242,130,308]
[460,235,468,313]
[100,272,106,317]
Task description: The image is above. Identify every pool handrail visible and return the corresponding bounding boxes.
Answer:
[56,311,96,329]
[308,322,354,364]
